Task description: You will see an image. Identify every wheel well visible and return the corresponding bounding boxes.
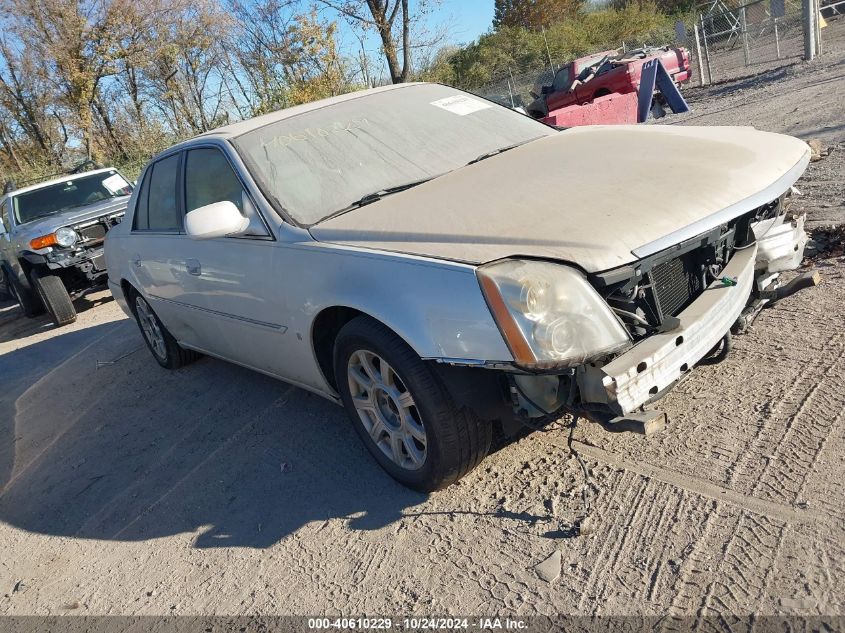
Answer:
[17,258,37,283]
[120,279,137,311]
[3,258,36,288]
[312,306,365,391]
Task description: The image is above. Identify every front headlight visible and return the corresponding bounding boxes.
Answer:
[477,259,631,368]
[54,227,78,248]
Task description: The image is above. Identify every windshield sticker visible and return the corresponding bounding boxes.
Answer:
[102,173,130,194]
[430,95,492,116]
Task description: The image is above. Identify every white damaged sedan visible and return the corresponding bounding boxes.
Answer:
[105,83,810,491]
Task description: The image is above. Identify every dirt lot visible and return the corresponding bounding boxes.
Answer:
[1,43,844,622]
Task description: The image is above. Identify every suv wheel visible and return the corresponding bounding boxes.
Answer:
[31,270,76,326]
[4,269,44,317]
[132,292,199,369]
[334,316,491,492]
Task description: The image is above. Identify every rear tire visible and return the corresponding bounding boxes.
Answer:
[130,291,200,370]
[4,268,44,317]
[334,316,491,492]
[31,270,75,326]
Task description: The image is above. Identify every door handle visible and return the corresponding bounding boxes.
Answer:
[186,259,201,276]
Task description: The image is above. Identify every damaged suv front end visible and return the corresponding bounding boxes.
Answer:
[0,167,133,326]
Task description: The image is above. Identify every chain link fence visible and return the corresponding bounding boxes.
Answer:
[694,0,805,83]
[470,1,843,112]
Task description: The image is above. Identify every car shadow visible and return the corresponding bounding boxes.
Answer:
[0,318,427,548]
[0,289,114,341]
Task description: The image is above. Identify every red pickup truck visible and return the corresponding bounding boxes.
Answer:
[527,46,691,119]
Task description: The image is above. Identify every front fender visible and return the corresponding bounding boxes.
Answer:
[2,255,33,290]
[288,242,513,364]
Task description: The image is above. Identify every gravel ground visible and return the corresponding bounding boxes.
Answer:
[1,38,844,623]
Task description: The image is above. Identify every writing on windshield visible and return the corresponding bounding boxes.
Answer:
[259,118,372,150]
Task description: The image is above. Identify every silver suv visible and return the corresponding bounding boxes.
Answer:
[0,166,133,326]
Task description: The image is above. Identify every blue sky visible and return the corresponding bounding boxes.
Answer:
[328,0,495,78]
[439,0,496,45]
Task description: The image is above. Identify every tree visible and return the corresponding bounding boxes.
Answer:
[227,1,350,114]
[493,0,584,30]
[0,0,166,161]
[315,0,442,84]
[0,37,62,166]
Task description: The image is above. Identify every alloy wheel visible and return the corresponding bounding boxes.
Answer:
[347,350,427,470]
[135,296,167,361]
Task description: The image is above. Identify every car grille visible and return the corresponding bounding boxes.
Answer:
[78,224,107,242]
[73,213,123,245]
[650,250,705,317]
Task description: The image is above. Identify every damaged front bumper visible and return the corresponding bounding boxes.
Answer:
[754,213,807,275]
[437,209,809,434]
[578,243,757,415]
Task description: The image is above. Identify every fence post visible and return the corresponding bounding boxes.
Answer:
[508,68,517,107]
[700,13,714,83]
[803,0,817,60]
[541,26,555,75]
[815,0,823,55]
[741,6,751,66]
[693,22,707,85]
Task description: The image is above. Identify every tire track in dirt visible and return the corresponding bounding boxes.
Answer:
[561,267,845,623]
[573,474,653,612]
[663,328,845,624]
[726,328,845,499]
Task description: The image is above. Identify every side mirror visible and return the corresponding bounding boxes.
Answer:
[185,201,249,240]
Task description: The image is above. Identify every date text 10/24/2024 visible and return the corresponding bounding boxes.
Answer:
[307,618,528,630]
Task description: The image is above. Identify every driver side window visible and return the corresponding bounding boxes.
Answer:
[184,148,268,237]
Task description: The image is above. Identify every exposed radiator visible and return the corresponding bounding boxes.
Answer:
[650,251,705,317]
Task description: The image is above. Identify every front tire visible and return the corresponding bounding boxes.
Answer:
[131,292,199,369]
[31,271,76,326]
[334,316,491,492]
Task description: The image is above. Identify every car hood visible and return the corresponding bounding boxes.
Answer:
[309,126,810,273]
[19,196,130,236]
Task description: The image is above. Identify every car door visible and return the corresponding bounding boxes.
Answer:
[176,144,294,377]
[127,152,203,346]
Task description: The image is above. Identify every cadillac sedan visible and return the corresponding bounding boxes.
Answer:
[105,83,810,491]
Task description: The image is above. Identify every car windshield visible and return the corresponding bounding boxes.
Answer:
[233,84,554,226]
[12,171,132,224]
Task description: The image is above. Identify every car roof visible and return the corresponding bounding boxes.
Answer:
[164,83,424,154]
[4,167,120,198]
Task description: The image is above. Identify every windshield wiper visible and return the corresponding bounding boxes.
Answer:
[321,175,440,222]
[467,139,535,166]
[22,209,63,223]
